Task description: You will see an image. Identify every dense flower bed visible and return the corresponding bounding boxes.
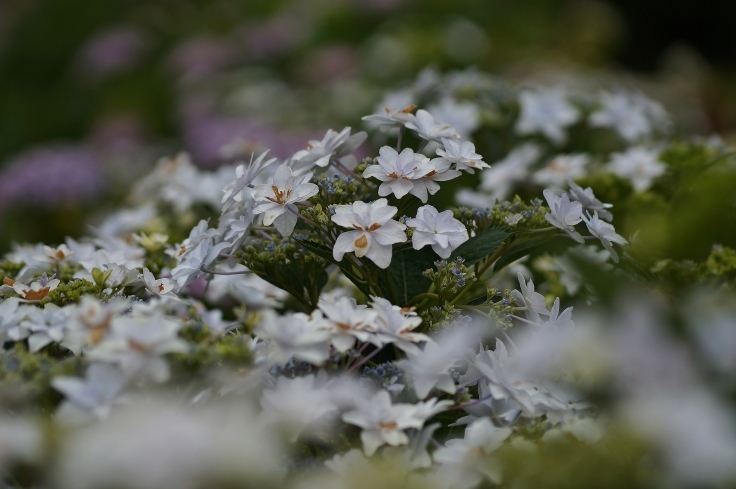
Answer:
[1,69,736,489]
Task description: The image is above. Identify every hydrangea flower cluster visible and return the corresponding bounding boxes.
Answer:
[0,68,735,489]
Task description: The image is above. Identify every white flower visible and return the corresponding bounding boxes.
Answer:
[608,147,666,192]
[370,296,428,354]
[62,296,125,355]
[406,205,469,259]
[12,275,60,302]
[427,97,480,139]
[396,338,460,400]
[332,199,407,269]
[582,211,628,263]
[542,297,575,329]
[260,374,338,441]
[433,417,512,486]
[342,390,440,456]
[511,273,549,324]
[254,310,331,366]
[515,88,579,145]
[533,154,589,188]
[16,303,69,352]
[52,363,128,424]
[462,340,561,415]
[415,157,462,202]
[140,268,177,298]
[40,243,74,263]
[435,138,489,174]
[86,311,188,382]
[317,297,378,352]
[0,297,22,344]
[590,91,668,142]
[457,143,540,206]
[221,150,277,211]
[404,109,460,142]
[170,236,230,288]
[363,147,434,201]
[290,127,367,175]
[362,102,417,132]
[543,189,584,243]
[252,163,319,236]
[567,179,613,221]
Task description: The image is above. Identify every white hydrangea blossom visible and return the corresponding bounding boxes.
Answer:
[406,205,469,259]
[543,189,584,243]
[515,88,579,144]
[251,163,319,237]
[608,147,666,192]
[331,199,407,269]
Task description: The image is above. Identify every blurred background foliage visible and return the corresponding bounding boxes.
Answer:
[1,0,735,252]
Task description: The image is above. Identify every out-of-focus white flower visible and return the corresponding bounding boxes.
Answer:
[317,297,378,352]
[396,336,464,400]
[0,297,22,343]
[370,296,428,354]
[290,127,367,175]
[433,417,512,486]
[543,189,584,243]
[533,154,589,188]
[590,91,669,142]
[362,100,417,132]
[404,109,460,142]
[427,97,480,139]
[342,390,447,456]
[621,389,736,485]
[457,143,540,206]
[254,310,331,366]
[435,138,489,174]
[260,374,339,441]
[52,363,128,424]
[463,340,567,416]
[332,199,407,269]
[582,211,628,263]
[55,400,285,489]
[406,205,468,259]
[608,147,666,192]
[12,303,68,352]
[39,243,75,263]
[515,88,579,145]
[86,311,187,382]
[567,179,613,222]
[251,163,318,237]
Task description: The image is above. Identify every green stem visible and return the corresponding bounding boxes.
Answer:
[407,292,439,306]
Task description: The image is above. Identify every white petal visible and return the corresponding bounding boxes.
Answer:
[274,210,298,237]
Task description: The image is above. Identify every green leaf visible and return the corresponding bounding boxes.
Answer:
[297,239,373,298]
[453,227,511,265]
[379,246,436,305]
[492,234,554,272]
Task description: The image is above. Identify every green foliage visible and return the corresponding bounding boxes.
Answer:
[40,279,98,306]
[0,343,83,413]
[378,246,436,306]
[243,235,330,310]
[453,227,511,266]
[0,260,25,280]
